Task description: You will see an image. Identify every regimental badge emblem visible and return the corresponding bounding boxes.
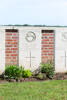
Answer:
[62,32,67,41]
[25,32,36,42]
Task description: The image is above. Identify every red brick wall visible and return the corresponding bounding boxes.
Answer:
[41,30,55,63]
[5,29,19,65]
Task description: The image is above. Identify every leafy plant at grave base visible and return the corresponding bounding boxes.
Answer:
[21,68,32,78]
[40,61,54,79]
[36,73,46,80]
[5,65,22,80]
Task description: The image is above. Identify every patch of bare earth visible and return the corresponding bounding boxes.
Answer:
[0,73,67,83]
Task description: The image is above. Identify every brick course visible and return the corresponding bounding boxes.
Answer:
[5,29,19,65]
[41,30,55,63]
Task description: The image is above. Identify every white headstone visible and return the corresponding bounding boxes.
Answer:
[19,28,41,71]
[55,29,67,72]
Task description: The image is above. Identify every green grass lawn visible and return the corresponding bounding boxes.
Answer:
[0,80,67,100]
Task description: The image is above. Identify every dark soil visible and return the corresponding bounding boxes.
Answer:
[0,79,8,83]
[0,77,48,83]
[0,73,67,83]
[8,77,46,82]
[53,73,67,80]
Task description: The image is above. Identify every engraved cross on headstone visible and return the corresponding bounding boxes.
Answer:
[61,51,67,68]
[25,51,35,68]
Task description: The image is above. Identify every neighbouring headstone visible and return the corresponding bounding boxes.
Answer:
[55,29,67,72]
